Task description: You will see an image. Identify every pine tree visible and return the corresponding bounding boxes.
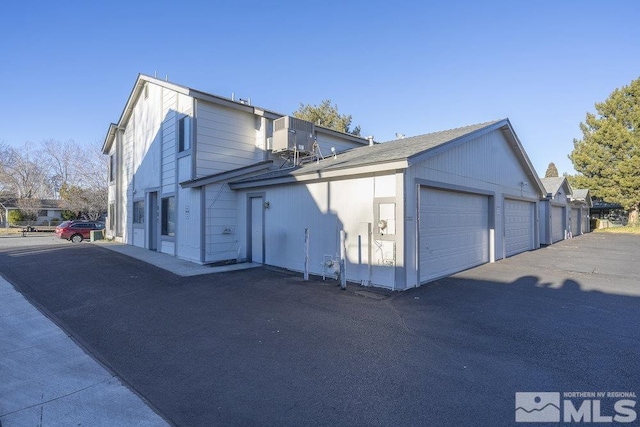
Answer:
[544,162,559,178]
[569,77,640,224]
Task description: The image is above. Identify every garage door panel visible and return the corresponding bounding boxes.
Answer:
[504,199,534,257]
[552,206,565,242]
[570,208,579,236]
[419,188,489,283]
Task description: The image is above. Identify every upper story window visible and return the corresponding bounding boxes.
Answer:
[133,200,145,224]
[109,154,116,182]
[178,116,191,152]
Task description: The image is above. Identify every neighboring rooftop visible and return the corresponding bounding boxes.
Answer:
[572,188,590,200]
[540,176,570,196]
[0,197,64,209]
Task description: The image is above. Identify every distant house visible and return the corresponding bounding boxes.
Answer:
[0,196,64,227]
[570,189,592,234]
[104,75,546,289]
[539,177,572,244]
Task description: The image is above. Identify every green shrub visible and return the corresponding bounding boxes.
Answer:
[61,210,77,220]
[8,210,23,225]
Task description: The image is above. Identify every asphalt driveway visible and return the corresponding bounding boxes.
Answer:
[0,233,639,426]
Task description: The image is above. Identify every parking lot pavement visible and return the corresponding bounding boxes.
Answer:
[0,233,639,426]
[0,238,168,426]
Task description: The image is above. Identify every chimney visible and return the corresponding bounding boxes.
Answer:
[367,136,374,146]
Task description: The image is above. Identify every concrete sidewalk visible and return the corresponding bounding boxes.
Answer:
[0,275,168,426]
[93,240,261,277]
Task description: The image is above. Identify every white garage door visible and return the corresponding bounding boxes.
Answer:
[552,206,565,242]
[570,208,580,236]
[504,199,534,257]
[419,188,489,283]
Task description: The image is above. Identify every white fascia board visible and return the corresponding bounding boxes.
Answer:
[229,160,408,190]
[102,123,118,154]
[180,161,274,189]
[315,126,370,145]
[188,89,281,120]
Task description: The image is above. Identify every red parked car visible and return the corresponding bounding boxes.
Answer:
[55,220,105,243]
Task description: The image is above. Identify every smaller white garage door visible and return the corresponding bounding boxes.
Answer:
[570,208,580,236]
[552,206,565,242]
[504,199,534,257]
[419,188,489,283]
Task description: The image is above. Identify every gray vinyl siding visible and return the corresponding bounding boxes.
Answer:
[196,102,259,178]
[204,182,238,262]
[315,131,364,155]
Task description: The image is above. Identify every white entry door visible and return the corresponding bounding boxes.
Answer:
[419,188,489,283]
[250,197,264,263]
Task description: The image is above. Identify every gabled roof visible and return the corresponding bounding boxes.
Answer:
[540,177,572,198]
[230,119,545,195]
[571,188,592,208]
[102,74,368,154]
[572,188,590,200]
[102,74,282,154]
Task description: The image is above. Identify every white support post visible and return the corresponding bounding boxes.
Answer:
[304,228,310,281]
[339,229,346,290]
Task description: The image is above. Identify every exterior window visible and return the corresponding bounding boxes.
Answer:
[38,210,48,217]
[161,196,175,236]
[178,116,190,152]
[133,200,145,224]
[109,154,116,182]
[108,203,115,230]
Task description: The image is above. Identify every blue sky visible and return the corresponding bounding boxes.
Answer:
[1,1,638,176]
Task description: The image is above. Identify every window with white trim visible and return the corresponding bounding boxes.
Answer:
[178,116,191,152]
[133,200,144,224]
[161,196,175,236]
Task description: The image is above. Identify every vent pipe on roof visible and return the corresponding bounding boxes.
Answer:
[367,136,374,146]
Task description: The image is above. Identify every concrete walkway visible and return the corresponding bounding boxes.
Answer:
[93,240,261,277]
[0,275,168,426]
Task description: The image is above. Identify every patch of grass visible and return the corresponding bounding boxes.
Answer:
[594,225,640,234]
[0,228,24,236]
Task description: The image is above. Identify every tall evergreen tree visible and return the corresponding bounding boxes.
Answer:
[544,162,559,178]
[569,77,640,224]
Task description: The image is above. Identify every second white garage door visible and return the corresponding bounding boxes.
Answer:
[552,206,565,242]
[504,199,535,257]
[570,208,580,236]
[419,188,489,283]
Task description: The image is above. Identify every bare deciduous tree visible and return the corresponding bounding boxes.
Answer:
[0,139,108,220]
[0,143,51,198]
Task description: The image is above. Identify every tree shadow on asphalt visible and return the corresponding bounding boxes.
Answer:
[1,242,640,426]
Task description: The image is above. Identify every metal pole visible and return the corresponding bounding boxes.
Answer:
[339,229,346,290]
[304,228,310,281]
